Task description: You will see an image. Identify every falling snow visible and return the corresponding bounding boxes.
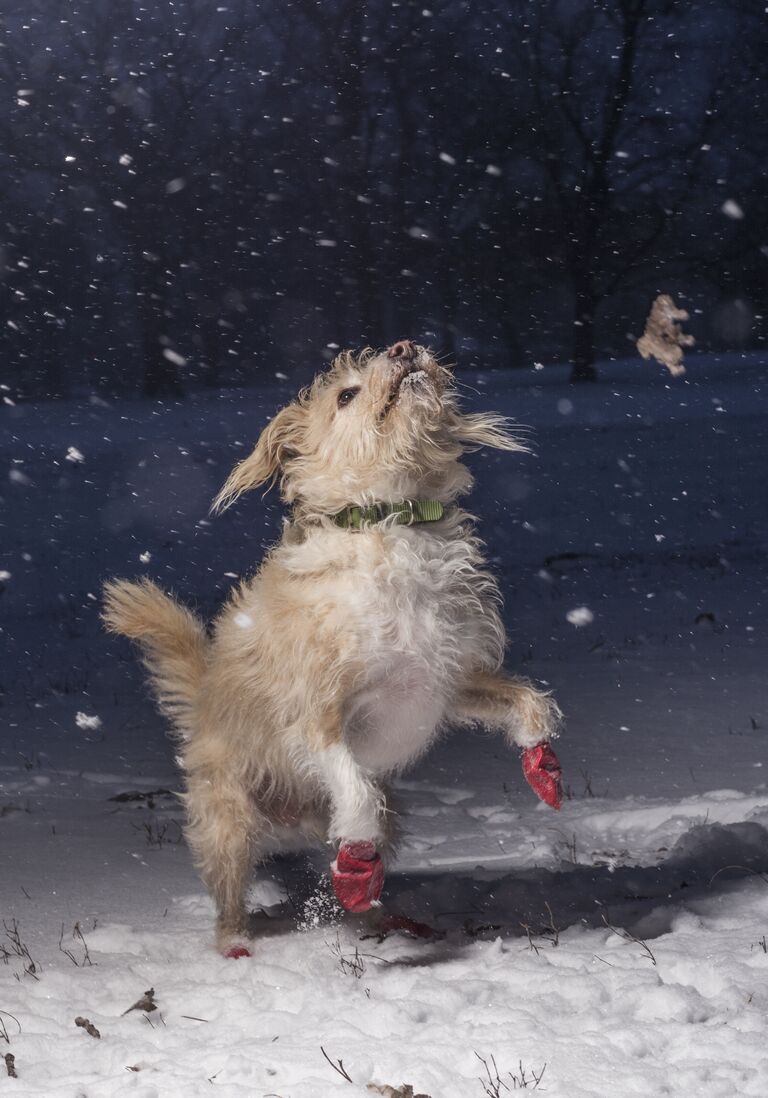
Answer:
[721,198,745,219]
[74,712,103,731]
[2,354,766,1097]
[0,2,765,1091]
[566,606,594,627]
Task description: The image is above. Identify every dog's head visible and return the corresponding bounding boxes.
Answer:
[212,341,525,518]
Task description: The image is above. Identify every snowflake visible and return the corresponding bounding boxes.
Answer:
[75,712,102,731]
[566,607,594,627]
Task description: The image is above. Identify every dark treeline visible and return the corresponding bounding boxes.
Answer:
[1,0,766,398]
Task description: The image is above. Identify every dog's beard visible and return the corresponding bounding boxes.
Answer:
[400,369,430,390]
[380,369,440,428]
[395,374,443,423]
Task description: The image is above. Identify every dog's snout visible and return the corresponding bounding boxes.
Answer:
[387,340,418,361]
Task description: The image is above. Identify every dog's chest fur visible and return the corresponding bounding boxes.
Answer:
[283,518,505,774]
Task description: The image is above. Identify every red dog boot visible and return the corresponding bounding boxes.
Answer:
[331,841,384,913]
[522,742,563,810]
[377,914,445,941]
[224,944,252,960]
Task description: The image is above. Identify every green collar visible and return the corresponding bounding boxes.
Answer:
[333,499,446,529]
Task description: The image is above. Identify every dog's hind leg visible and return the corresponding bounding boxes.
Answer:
[182,766,261,952]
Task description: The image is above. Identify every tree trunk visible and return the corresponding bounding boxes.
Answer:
[142,347,183,397]
[134,251,183,398]
[563,5,643,385]
[334,0,379,344]
[570,290,598,383]
[197,309,224,389]
[437,243,459,362]
[501,312,524,369]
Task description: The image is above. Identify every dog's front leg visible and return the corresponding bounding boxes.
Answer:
[455,669,564,808]
[314,741,385,842]
[312,740,386,913]
[455,669,562,747]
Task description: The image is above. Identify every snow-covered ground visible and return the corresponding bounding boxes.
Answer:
[2,353,767,1097]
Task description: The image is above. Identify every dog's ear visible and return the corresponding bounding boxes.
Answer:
[211,402,305,513]
[449,411,528,453]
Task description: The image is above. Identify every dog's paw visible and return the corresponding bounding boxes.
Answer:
[512,687,563,747]
[522,742,563,810]
[331,840,384,913]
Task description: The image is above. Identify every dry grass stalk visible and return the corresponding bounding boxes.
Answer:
[0,1011,21,1044]
[600,910,657,965]
[1,920,39,980]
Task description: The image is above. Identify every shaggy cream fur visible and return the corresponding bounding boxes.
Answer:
[103,342,562,948]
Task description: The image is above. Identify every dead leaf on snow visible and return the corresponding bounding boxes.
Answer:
[367,1084,433,1098]
[122,988,157,1016]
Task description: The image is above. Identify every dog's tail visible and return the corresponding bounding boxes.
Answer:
[102,578,208,738]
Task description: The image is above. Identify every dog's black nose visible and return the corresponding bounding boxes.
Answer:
[387,340,418,361]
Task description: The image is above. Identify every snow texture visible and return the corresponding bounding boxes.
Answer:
[1,353,767,1097]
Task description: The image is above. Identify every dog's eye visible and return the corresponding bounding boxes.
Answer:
[337,387,360,408]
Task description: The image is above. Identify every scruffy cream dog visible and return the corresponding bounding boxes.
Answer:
[103,341,563,954]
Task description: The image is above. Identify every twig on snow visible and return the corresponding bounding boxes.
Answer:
[321,1046,354,1084]
[600,910,656,966]
[122,987,157,1016]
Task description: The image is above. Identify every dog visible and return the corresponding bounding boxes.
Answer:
[103,340,563,954]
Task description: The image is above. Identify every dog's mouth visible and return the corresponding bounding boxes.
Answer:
[400,368,429,387]
[380,361,432,420]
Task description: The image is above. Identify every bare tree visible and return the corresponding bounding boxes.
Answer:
[482,0,751,379]
[0,0,764,395]
[0,0,255,395]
